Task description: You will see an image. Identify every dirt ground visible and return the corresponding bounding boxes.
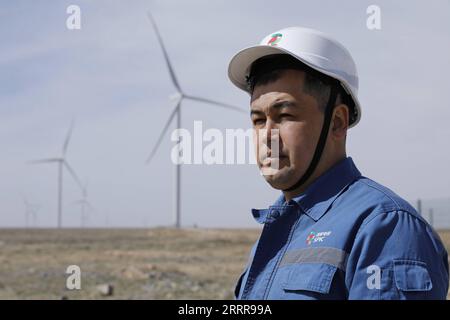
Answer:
[0,228,449,300]
[0,228,260,299]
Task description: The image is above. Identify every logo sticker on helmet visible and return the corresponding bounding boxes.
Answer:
[267,33,282,46]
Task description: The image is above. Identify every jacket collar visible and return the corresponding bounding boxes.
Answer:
[252,157,361,224]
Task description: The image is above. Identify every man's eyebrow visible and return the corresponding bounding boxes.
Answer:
[270,100,297,110]
[250,100,297,116]
[250,109,265,117]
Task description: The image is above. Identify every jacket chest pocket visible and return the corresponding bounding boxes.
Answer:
[281,263,339,299]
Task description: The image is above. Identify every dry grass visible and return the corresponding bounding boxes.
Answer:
[0,228,448,299]
[0,228,260,299]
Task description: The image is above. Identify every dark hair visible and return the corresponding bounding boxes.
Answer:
[246,54,356,124]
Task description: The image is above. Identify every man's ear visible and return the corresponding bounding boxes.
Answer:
[331,104,349,139]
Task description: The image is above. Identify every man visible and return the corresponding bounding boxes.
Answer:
[227,27,449,299]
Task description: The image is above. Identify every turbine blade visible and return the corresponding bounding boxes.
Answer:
[184,95,246,114]
[146,11,182,92]
[27,158,61,164]
[63,119,75,156]
[146,101,181,164]
[64,161,83,190]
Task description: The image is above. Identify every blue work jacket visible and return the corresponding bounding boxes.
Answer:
[235,157,449,300]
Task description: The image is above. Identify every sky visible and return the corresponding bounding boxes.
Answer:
[1,0,449,228]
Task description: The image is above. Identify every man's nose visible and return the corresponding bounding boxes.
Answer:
[262,119,280,148]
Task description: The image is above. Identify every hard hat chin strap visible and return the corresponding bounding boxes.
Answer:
[283,85,338,192]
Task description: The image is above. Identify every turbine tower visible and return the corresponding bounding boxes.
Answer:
[28,120,83,228]
[145,11,245,229]
[72,180,93,228]
[22,196,40,228]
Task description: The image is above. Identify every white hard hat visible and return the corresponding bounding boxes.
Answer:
[228,26,361,128]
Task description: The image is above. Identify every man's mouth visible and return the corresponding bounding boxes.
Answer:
[261,153,288,166]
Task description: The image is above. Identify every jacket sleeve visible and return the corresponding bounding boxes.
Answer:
[345,210,449,299]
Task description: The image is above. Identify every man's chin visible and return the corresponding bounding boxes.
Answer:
[262,171,296,190]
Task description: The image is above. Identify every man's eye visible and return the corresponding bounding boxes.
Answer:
[279,113,293,120]
[253,119,265,125]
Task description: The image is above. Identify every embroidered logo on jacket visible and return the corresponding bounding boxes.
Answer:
[306,231,332,245]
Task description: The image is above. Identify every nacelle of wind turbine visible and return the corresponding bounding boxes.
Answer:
[169,92,183,102]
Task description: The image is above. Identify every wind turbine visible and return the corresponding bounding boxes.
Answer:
[145,11,246,229]
[22,195,40,228]
[72,180,93,228]
[28,120,83,228]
